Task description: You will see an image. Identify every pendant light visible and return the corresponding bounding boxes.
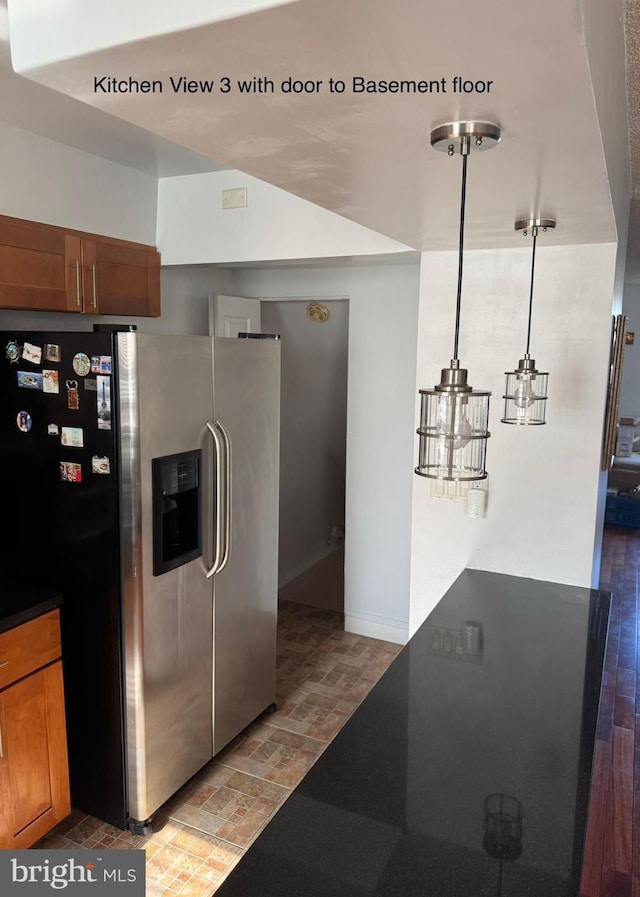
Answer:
[483,793,524,897]
[501,218,555,426]
[415,121,501,482]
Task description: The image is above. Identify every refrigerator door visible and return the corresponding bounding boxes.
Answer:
[0,329,126,827]
[212,336,281,754]
[118,333,215,824]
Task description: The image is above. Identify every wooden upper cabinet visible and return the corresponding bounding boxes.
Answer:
[81,238,160,317]
[0,214,160,317]
[0,217,80,312]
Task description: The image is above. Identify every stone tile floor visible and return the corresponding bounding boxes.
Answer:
[36,600,402,896]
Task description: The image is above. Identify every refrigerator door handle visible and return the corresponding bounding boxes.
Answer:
[205,420,225,579]
[215,419,232,573]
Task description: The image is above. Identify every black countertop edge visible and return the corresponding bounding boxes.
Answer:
[0,581,63,634]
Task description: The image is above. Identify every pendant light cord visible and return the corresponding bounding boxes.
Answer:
[525,229,538,356]
[453,150,468,361]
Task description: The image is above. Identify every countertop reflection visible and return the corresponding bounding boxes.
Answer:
[217,569,610,897]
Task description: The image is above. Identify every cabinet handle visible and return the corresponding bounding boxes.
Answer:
[0,661,8,758]
[91,264,97,308]
[73,261,81,306]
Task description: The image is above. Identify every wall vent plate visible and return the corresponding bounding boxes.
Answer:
[222,187,248,209]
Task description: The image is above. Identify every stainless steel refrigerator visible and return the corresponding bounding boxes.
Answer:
[0,327,280,832]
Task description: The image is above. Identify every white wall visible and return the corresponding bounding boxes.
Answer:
[0,266,234,334]
[260,299,348,587]
[157,171,413,266]
[580,0,631,588]
[154,267,234,333]
[0,120,157,244]
[233,263,420,643]
[410,243,617,635]
[581,0,631,245]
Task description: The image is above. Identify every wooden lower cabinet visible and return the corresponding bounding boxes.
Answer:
[0,612,71,849]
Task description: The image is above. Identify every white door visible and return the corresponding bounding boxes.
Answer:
[209,294,262,337]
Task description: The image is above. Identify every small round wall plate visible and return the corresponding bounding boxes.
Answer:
[430,120,501,152]
[307,302,330,323]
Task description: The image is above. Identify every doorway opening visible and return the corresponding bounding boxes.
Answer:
[264,298,348,614]
[210,292,349,615]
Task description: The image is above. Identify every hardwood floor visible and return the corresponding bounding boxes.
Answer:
[581,524,639,897]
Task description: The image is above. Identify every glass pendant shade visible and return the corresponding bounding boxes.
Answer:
[483,793,524,863]
[501,356,549,425]
[416,362,491,481]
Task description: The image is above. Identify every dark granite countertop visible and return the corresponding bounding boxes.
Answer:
[217,569,610,897]
[0,580,63,634]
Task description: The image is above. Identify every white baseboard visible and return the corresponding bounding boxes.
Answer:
[344,611,409,645]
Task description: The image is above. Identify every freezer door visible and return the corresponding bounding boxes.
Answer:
[0,329,125,827]
[118,333,216,824]
[212,337,280,754]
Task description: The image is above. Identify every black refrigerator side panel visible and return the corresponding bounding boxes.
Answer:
[0,330,127,828]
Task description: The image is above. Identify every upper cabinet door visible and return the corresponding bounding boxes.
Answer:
[0,217,83,312]
[0,215,161,317]
[82,238,160,317]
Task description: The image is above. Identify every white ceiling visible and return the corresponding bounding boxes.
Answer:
[0,0,634,257]
[0,2,226,178]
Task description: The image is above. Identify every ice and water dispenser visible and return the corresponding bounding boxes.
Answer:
[152,450,202,576]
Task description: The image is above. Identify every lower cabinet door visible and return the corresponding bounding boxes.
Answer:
[0,661,71,848]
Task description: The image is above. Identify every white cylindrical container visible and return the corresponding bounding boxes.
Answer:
[465,486,488,519]
[463,622,482,656]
